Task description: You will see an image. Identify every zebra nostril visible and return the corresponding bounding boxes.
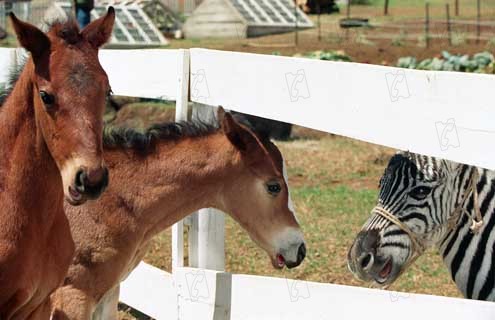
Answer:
[359,252,374,271]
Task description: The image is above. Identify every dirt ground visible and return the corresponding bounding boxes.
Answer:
[163,2,495,66]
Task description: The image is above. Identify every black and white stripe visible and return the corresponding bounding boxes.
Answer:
[370,151,495,300]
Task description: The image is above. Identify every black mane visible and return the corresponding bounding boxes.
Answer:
[103,121,218,155]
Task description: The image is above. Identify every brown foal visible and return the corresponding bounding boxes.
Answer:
[50,109,306,319]
[0,11,114,319]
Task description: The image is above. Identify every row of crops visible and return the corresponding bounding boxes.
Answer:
[397,51,494,74]
[296,50,494,74]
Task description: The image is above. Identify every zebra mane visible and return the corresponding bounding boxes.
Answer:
[390,151,451,182]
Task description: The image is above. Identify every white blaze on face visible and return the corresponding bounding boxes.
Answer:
[282,157,297,220]
[273,227,305,263]
[270,157,305,265]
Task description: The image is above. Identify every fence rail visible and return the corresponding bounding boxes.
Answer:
[1,47,495,319]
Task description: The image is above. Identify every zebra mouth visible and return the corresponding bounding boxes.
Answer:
[374,258,393,284]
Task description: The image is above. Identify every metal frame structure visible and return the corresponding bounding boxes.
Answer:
[54,1,168,47]
[230,0,313,28]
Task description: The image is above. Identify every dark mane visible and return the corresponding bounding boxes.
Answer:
[103,121,218,155]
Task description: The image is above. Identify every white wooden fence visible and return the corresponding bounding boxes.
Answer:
[1,47,495,319]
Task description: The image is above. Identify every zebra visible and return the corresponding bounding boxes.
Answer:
[347,151,495,301]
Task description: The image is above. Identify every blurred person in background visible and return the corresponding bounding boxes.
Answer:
[74,0,94,27]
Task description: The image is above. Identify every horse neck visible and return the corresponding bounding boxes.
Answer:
[104,132,239,237]
[0,61,63,215]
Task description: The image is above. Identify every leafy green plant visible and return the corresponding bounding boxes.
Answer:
[397,51,495,74]
[295,50,352,62]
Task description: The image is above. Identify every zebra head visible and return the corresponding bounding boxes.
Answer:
[347,151,468,286]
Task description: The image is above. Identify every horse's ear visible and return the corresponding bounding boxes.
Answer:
[9,13,49,60]
[222,110,269,159]
[81,6,115,48]
[222,111,250,153]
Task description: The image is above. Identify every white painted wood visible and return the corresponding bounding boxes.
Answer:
[120,262,178,320]
[175,267,232,320]
[175,49,190,121]
[120,264,495,320]
[99,49,179,99]
[189,48,495,171]
[188,211,199,267]
[190,104,226,271]
[170,199,184,270]
[230,273,495,320]
[197,209,225,271]
[0,48,13,84]
[0,48,26,85]
[172,49,191,270]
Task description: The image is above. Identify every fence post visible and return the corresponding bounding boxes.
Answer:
[294,0,298,46]
[384,0,389,15]
[172,49,190,270]
[425,2,430,48]
[455,0,459,16]
[446,3,452,46]
[476,0,481,44]
[317,2,321,42]
[191,105,226,272]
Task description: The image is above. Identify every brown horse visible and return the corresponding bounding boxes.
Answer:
[49,109,306,319]
[0,10,114,319]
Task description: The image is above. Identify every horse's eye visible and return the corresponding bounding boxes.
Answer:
[39,91,54,105]
[266,181,282,196]
[409,186,432,200]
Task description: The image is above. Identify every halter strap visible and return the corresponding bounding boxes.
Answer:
[373,206,426,255]
[448,168,483,233]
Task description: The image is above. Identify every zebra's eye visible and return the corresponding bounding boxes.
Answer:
[409,186,432,200]
[266,181,282,196]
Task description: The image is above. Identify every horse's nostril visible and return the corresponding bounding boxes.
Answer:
[102,167,109,186]
[75,169,85,190]
[297,243,306,263]
[359,252,374,271]
[86,167,104,186]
